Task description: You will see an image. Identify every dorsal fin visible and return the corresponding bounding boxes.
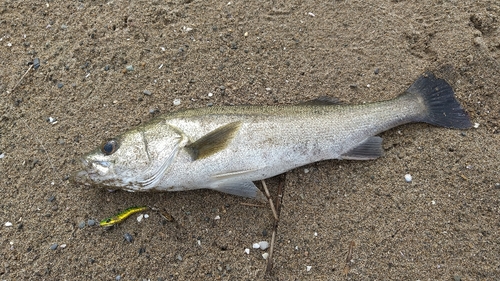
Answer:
[300,96,343,106]
[186,121,242,160]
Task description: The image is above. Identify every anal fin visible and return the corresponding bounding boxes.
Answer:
[341,136,384,160]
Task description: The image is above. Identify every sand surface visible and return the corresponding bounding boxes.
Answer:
[1,0,499,280]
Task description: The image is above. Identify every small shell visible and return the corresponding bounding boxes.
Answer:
[258,241,269,250]
[405,174,412,183]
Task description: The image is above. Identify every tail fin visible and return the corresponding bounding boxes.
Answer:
[407,72,472,129]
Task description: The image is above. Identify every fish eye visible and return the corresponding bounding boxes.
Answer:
[101,139,119,155]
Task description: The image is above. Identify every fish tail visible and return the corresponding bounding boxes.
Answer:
[407,72,472,129]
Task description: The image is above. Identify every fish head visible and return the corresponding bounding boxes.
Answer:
[73,122,188,191]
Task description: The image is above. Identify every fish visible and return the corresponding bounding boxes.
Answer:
[73,72,472,199]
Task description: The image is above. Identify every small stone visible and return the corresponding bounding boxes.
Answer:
[143,90,152,96]
[87,219,96,226]
[104,65,110,71]
[473,123,480,128]
[244,248,250,254]
[47,117,57,124]
[405,174,412,183]
[374,68,380,74]
[252,243,260,249]
[258,241,269,250]
[306,265,312,271]
[50,243,58,250]
[4,222,13,227]
[137,214,144,222]
[60,244,67,249]
[262,229,268,237]
[116,275,121,281]
[453,275,461,281]
[0,153,4,159]
[214,215,220,220]
[262,252,269,260]
[57,83,64,89]
[173,99,181,106]
[124,233,133,243]
[208,92,213,97]
[495,183,500,189]
[61,24,68,30]
[349,84,358,88]
[126,65,134,72]
[78,221,85,229]
[33,58,40,69]
[176,254,183,261]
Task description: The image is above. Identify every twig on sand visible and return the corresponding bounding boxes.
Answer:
[240,202,267,208]
[261,180,278,221]
[7,64,33,94]
[264,174,286,275]
[343,240,355,277]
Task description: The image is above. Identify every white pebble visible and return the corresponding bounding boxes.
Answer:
[0,153,5,159]
[137,214,144,222]
[244,248,250,255]
[60,244,67,249]
[214,215,220,220]
[4,222,13,227]
[262,252,269,260]
[144,214,149,219]
[173,99,181,106]
[252,243,260,249]
[431,200,436,205]
[306,265,312,271]
[303,168,309,173]
[314,232,318,237]
[259,241,269,250]
[308,12,315,17]
[473,123,480,128]
[208,92,213,97]
[405,174,412,183]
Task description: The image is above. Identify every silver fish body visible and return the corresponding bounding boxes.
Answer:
[73,72,472,198]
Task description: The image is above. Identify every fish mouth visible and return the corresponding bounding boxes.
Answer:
[71,170,92,185]
[71,158,97,185]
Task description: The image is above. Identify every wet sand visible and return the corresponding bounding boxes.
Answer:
[1,0,499,280]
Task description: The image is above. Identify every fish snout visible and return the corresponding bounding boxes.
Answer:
[71,170,90,185]
[70,158,93,185]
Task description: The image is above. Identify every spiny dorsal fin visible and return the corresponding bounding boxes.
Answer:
[186,121,242,160]
[300,96,343,106]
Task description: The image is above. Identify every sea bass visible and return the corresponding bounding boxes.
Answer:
[73,72,472,199]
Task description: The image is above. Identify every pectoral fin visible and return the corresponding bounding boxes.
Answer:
[213,181,266,201]
[186,121,242,160]
[341,136,384,160]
